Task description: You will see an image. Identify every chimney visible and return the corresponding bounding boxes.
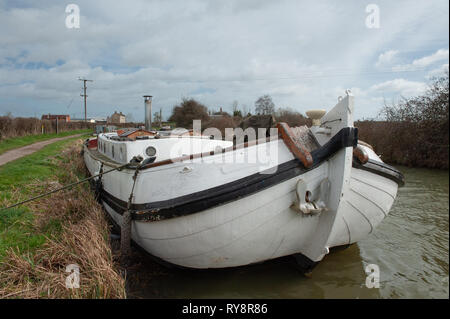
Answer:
[143,95,152,130]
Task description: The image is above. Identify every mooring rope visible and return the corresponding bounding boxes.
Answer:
[0,157,143,213]
[120,165,141,261]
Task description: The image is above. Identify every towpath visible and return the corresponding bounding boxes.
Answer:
[0,133,85,166]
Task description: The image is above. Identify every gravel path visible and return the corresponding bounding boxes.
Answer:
[0,134,85,166]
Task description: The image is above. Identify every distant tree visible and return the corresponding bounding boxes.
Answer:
[125,113,134,123]
[169,98,210,128]
[275,107,309,127]
[231,100,243,117]
[367,71,449,168]
[233,109,243,117]
[255,95,275,115]
[241,104,250,117]
[381,72,449,124]
[153,111,161,125]
[232,100,239,113]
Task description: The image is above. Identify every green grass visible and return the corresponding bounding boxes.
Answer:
[0,129,92,155]
[0,135,89,259]
[0,208,46,258]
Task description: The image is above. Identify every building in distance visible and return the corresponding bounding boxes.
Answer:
[41,114,70,122]
[107,111,126,124]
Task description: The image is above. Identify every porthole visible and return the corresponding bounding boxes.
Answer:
[145,146,157,157]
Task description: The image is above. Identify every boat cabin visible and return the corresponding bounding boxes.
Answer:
[95,131,233,164]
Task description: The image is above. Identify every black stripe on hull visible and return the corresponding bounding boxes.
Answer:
[102,159,308,221]
[352,159,405,187]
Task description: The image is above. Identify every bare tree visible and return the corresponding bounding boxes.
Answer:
[232,100,239,113]
[153,111,161,125]
[125,113,134,123]
[242,104,250,117]
[255,95,275,115]
[231,100,242,117]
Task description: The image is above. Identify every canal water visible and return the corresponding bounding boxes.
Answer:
[126,166,449,299]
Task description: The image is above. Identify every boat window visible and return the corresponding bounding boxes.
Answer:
[112,145,115,158]
[146,146,157,157]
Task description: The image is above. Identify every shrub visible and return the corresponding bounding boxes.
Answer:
[357,72,449,169]
[169,98,210,129]
[274,107,311,127]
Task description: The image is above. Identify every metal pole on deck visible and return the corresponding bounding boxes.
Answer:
[143,95,152,131]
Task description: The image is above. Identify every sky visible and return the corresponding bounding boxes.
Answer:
[0,0,448,122]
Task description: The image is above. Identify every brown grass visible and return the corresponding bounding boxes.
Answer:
[0,140,126,299]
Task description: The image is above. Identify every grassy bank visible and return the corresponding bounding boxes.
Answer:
[0,136,125,298]
[0,129,92,155]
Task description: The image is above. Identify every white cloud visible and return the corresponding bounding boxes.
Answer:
[411,49,449,68]
[392,49,449,71]
[369,78,427,97]
[426,63,449,78]
[375,50,399,67]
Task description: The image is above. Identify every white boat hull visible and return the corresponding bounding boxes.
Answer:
[104,164,327,268]
[82,93,403,269]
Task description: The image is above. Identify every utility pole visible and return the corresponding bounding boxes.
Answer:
[79,78,93,122]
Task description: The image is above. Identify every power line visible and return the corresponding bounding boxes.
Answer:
[83,65,442,89]
[125,68,434,84]
[66,96,75,109]
[78,77,93,122]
